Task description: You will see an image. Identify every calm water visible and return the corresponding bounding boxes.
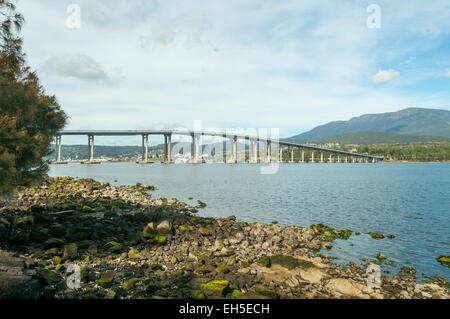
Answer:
[49,162,450,281]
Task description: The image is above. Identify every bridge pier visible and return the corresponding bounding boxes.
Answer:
[320,152,324,163]
[190,134,201,163]
[85,135,95,163]
[345,156,348,163]
[140,134,149,163]
[329,154,333,163]
[337,155,341,163]
[279,147,283,162]
[266,141,271,163]
[311,151,315,163]
[301,150,305,163]
[164,134,172,163]
[289,147,295,163]
[249,139,258,163]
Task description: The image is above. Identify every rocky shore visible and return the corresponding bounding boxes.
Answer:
[0,177,448,299]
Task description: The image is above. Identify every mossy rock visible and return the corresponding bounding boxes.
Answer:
[81,205,93,213]
[104,241,121,253]
[257,256,271,268]
[217,264,230,273]
[436,255,450,267]
[98,272,115,288]
[200,280,231,297]
[157,235,167,244]
[192,290,206,299]
[17,216,34,225]
[368,232,385,239]
[270,255,299,270]
[231,289,244,299]
[54,256,61,265]
[355,231,361,236]
[387,234,395,239]
[123,278,137,290]
[256,286,279,299]
[179,226,189,232]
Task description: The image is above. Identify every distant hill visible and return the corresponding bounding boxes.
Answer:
[313,131,450,145]
[284,108,450,144]
[50,144,165,160]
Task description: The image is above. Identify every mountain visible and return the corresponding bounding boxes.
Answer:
[284,108,450,144]
[313,131,450,145]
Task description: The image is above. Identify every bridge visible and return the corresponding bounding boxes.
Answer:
[53,130,384,164]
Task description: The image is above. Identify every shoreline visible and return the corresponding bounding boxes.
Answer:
[0,177,448,299]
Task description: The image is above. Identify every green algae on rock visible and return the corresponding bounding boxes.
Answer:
[436,255,450,267]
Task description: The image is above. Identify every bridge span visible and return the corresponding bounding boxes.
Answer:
[53,129,384,164]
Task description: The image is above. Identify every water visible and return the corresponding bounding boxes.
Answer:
[49,162,450,281]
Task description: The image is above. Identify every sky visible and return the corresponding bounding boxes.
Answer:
[15,0,450,145]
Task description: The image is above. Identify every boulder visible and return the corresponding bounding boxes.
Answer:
[62,243,78,261]
[0,250,40,299]
[270,255,299,270]
[156,220,172,234]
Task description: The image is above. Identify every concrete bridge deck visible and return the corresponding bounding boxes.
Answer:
[54,129,383,164]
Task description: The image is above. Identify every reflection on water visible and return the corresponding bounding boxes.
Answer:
[49,162,450,280]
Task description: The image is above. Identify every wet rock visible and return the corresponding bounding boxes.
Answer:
[270,255,299,270]
[157,220,172,234]
[0,250,40,299]
[198,227,211,236]
[200,280,231,297]
[98,271,115,288]
[257,256,271,268]
[62,243,78,261]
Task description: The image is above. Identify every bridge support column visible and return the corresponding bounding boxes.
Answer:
[345,156,348,163]
[279,147,283,162]
[190,134,197,163]
[249,139,258,163]
[301,150,305,163]
[290,147,294,163]
[311,151,315,163]
[372,158,376,163]
[142,134,149,162]
[329,154,333,163]
[88,135,94,162]
[164,134,172,163]
[266,141,271,163]
[352,157,356,163]
[233,136,237,163]
[320,152,324,163]
[337,155,341,163]
[55,135,62,162]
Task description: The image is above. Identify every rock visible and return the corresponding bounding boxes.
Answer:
[200,280,231,297]
[98,271,115,288]
[326,278,370,298]
[62,243,78,261]
[376,253,387,261]
[270,255,299,270]
[436,255,450,267]
[198,227,211,236]
[0,217,10,241]
[157,220,172,234]
[257,256,271,268]
[0,250,40,299]
[299,267,325,284]
[256,286,279,299]
[142,223,158,239]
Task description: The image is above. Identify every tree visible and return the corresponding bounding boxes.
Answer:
[0,0,67,195]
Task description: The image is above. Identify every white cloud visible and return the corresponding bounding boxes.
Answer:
[446,71,450,78]
[41,55,111,83]
[369,69,400,84]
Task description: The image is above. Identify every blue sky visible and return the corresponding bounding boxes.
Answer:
[15,0,450,145]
